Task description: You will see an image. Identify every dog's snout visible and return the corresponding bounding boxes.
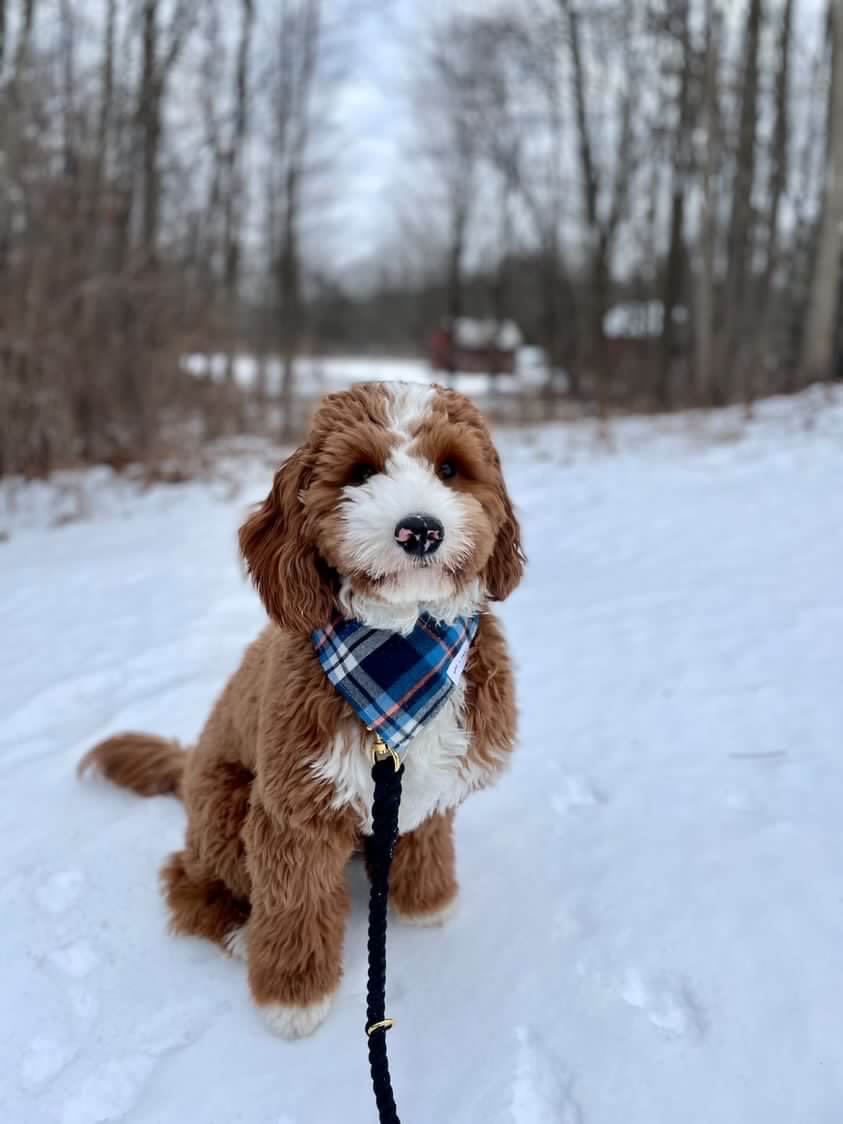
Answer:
[394,514,444,557]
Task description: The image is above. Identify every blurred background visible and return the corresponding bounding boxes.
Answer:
[0,0,841,477]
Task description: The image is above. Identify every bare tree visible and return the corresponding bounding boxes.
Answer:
[695,0,721,402]
[422,20,487,380]
[659,0,693,406]
[137,0,197,260]
[762,0,794,304]
[222,0,255,384]
[560,0,636,392]
[748,0,793,393]
[506,12,579,398]
[801,0,843,383]
[94,0,117,205]
[0,0,7,75]
[720,0,764,399]
[15,0,36,72]
[266,0,322,439]
[58,0,77,180]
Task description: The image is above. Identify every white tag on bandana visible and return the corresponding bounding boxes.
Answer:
[446,638,471,685]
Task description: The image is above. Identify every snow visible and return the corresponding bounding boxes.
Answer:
[2,386,843,1124]
[451,318,523,350]
[603,300,689,339]
[183,351,549,400]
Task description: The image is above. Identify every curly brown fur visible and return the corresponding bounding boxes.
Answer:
[79,733,185,797]
[79,382,523,1038]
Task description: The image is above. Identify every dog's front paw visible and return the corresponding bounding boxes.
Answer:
[393,897,458,927]
[259,994,334,1039]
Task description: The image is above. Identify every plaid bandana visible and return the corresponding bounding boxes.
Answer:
[312,613,479,756]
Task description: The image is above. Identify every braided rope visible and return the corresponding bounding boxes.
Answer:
[365,757,405,1124]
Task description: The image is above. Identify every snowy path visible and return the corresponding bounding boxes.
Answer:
[2,393,843,1124]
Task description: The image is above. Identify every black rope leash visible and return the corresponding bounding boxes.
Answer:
[364,750,405,1124]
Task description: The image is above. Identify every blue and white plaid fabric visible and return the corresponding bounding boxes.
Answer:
[312,613,479,755]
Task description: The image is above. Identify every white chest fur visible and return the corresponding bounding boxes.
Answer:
[311,683,494,834]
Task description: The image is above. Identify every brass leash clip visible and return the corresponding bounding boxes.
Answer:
[369,730,401,772]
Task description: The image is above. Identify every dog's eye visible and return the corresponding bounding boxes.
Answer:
[348,463,378,486]
[438,459,458,481]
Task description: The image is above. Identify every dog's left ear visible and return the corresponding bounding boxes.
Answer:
[484,461,526,602]
[239,447,335,633]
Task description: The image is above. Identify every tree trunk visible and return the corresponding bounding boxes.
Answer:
[563,0,598,234]
[762,0,793,301]
[278,164,301,442]
[695,0,719,403]
[561,0,606,378]
[0,0,7,74]
[750,0,792,394]
[721,0,764,400]
[490,180,510,389]
[139,0,161,262]
[223,0,255,386]
[272,0,320,441]
[445,205,466,383]
[659,0,692,408]
[801,0,843,383]
[13,0,35,74]
[59,0,76,181]
[94,0,117,210]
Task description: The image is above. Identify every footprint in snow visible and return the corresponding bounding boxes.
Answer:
[621,970,708,1041]
[62,1055,157,1124]
[37,933,100,1028]
[20,1035,80,1092]
[34,870,85,915]
[510,1026,584,1124]
[551,777,607,816]
[47,939,99,980]
[61,1000,220,1124]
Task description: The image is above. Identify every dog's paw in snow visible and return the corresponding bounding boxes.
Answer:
[260,994,334,1039]
[393,897,458,927]
[222,925,249,961]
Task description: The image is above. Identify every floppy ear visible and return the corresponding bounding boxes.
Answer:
[239,448,335,633]
[484,467,526,602]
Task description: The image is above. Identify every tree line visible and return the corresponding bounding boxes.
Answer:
[382,0,843,409]
[0,0,841,478]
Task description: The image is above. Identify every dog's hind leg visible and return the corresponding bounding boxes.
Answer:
[162,756,256,956]
[161,850,251,957]
[182,757,254,899]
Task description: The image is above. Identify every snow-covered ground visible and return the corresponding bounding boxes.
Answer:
[2,388,843,1124]
[183,349,550,401]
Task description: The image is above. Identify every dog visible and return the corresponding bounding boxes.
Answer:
[80,382,524,1038]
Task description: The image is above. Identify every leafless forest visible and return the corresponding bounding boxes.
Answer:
[1,0,841,477]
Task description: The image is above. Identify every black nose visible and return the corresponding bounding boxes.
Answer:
[394,514,444,557]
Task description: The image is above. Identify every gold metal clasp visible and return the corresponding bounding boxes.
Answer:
[366,1018,395,1036]
[369,730,401,771]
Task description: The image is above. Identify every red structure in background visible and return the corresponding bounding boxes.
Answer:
[430,318,521,376]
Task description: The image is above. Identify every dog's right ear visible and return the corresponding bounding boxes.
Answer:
[239,448,334,633]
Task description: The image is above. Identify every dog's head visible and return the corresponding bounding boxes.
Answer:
[240,382,525,633]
